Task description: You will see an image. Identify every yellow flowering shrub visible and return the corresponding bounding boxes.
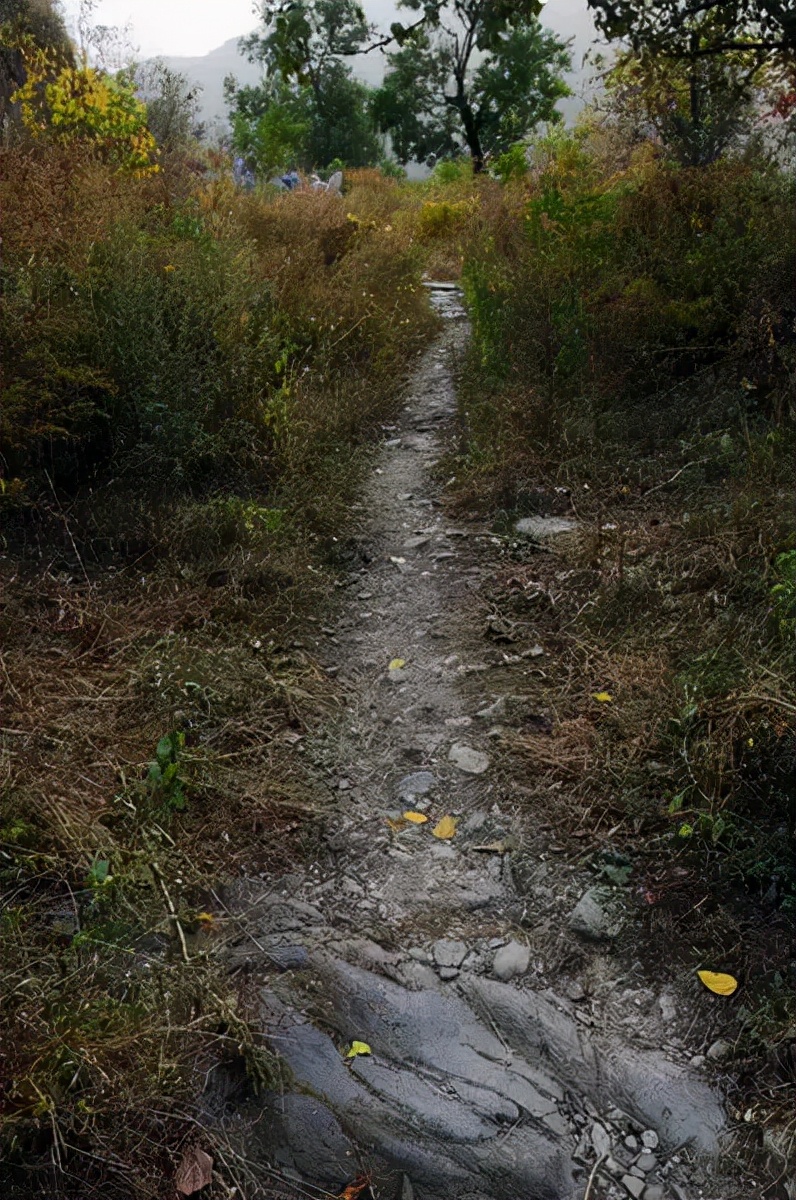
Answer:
[12,41,158,174]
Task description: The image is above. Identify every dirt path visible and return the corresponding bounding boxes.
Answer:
[219,289,736,1200]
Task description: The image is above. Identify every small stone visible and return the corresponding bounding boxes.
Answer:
[566,980,586,1002]
[404,535,430,550]
[624,1135,638,1152]
[448,743,490,774]
[476,696,506,720]
[492,941,530,981]
[445,715,473,727]
[706,1038,730,1060]
[636,1154,657,1173]
[397,493,412,501]
[643,1187,664,1200]
[515,515,577,537]
[408,947,431,963]
[658,990,677,1022]
[640,1130,659,1151]
[267,945,309,971]
[433,939,467,969]
[438,966,460,981]
[397,771,435,798]
[690,1054,706,1068]
[591,1122,611,1159]
[568,887,618,941]
[621,1174,645,1198]
[488,937,506,949]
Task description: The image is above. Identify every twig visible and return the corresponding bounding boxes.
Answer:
[583,1153,606,1200]
[149,861,190,963]
[44,470,91,586]
[643,459,708,497]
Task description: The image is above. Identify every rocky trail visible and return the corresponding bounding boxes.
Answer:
[212,287,744,1200]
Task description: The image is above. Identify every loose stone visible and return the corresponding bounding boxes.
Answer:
[492,941,530,982]
[641,1130,659,1151]
[621,1174,645,1198]
[448,743,490,774]
[636,1153,657,1172]
[433,939,468,969]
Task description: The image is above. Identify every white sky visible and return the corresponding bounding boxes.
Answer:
[58,0,592,66]
[60,0,262,59]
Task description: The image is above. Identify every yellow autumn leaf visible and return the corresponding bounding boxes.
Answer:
[386,816,407,832]
[593,691,613,703]
[389,658,406,671]
[432,814,458,840]
[196,911,215,924]
[403,811,428,824]
[345,1040,372,1059]
[697,970,738,996]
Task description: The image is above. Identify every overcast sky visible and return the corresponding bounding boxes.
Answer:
[60,0,594,62]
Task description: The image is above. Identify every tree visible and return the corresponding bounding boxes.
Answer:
[585,1,796,58]
[227,0,382,172]
[372,1,571,172]
[603,41,768,165]
[129,60,203,152]
[1,0,73,122]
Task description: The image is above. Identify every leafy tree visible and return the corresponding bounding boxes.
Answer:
[129,60,203,152]
[372,1,571,172]
[1,0,73,121]
[227,0,382,172]
[585,1,796,58]
[603,42,768,165]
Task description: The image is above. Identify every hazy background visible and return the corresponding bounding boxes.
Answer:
[61,0,600,131]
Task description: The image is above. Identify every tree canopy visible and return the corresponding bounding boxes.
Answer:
[585,1,796,57]
[372,0,571,171]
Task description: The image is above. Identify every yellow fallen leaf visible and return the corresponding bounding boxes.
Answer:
[403,811,428,824]
[345,1040,372,1059]
[593,691,613,703]
[386,816,407,832]
[697,969,738,996]
[432,814,458,840]
[196,911,215,925]
[389,658,406,671]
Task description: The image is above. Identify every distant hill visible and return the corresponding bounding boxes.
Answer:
[157,0,599,136]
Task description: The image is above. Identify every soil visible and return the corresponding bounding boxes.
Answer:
[211,287,785,1200]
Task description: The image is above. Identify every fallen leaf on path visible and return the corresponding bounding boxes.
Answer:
[403,811,428,824]
[592,692,613,703]
[337,1175,372,1199]
[697,969,738,996]
[386,816,407,832]
[432,815,458,840]
[175,1146,213,1195]
[389,657,406,671]
[345,1040,372,1059]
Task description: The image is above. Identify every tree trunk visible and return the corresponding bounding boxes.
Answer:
[459,101,484,173]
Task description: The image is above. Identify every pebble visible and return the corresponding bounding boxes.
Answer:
[624,1135,639,1152]
[636,1154,657,1173]
[621,1174,645,1198]
[641,1130,659,1151]
[408,947,431,964]
[706,1038,730,1060]
[448,743,490,774]
[433,939,467,969]
[690,1054,706,1068]
[643,1188,664,1200]
[438,967,460,981]
[397,771,435,798]
[492,941,530,981]
[568,888,616,941]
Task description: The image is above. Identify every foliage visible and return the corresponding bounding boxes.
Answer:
[600,36,771,166]
[11,40,158,172]
[372,0,571,171]
[128,59,203,152]
[585,0,796,57]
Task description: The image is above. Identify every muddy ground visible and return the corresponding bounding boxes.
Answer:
[209,287,785,1200]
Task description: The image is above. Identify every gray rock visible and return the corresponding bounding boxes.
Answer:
[568,887,619,941]
[448,743,490,774]
[408,947,432,964]
[515,516,577,538]
[591,1122,612,1158]
[438,967,460,981]
[492,941,530,982]
[641,1130,659,1151]
[621,1174,645,1198]
[476,696,506,720]
[268,944,310,971]
[643,1186,664,1200]
[397,771,435,798]
[433,939,468,969]
[706,1038,730,1060]
[624,1135,639,1152]
[636,1153,657,1172]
